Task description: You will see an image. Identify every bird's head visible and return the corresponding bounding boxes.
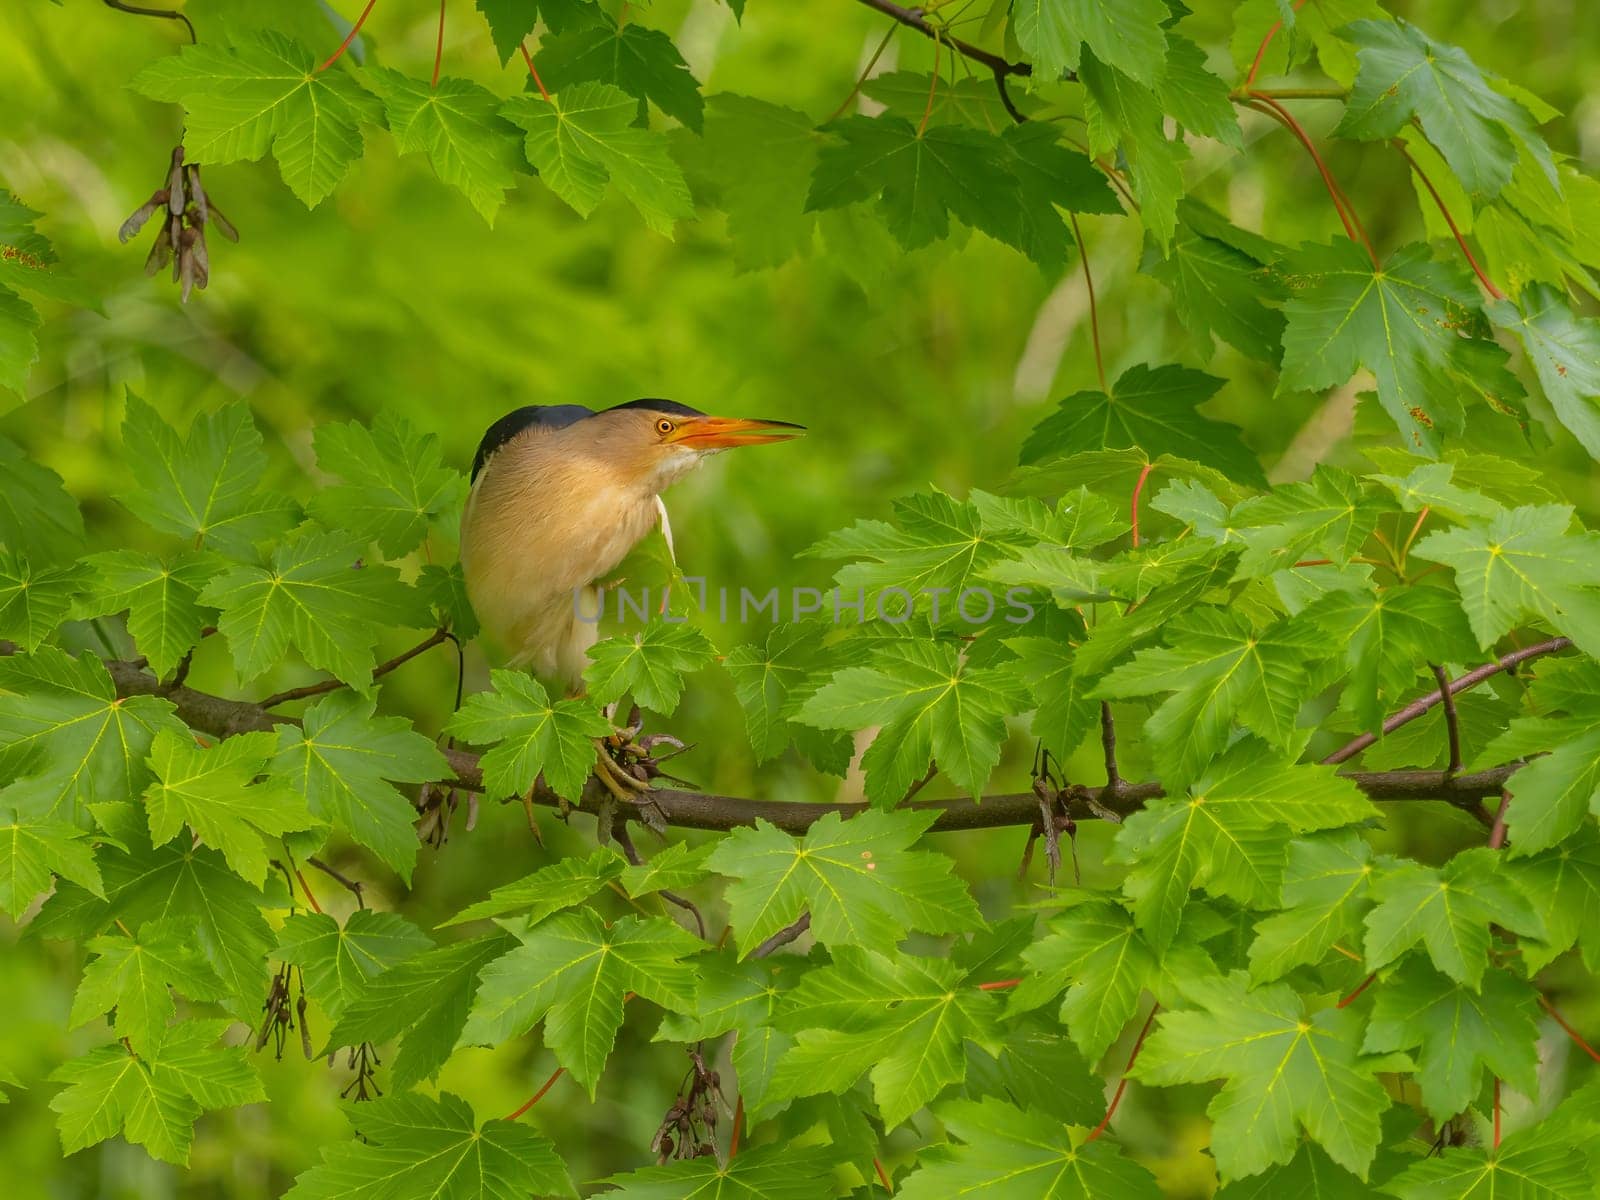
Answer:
[591,399,805,493]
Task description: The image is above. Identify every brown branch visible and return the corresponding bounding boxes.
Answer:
[613,823,706,939]
[1099,701,1121,793]
[259,628,453,710]
[751,912,811,958]
[102,0,196,43]
[850,0,1035,124]
[1323,638,1572,765]
[307,856,367,909]
[1430,663,1463,773]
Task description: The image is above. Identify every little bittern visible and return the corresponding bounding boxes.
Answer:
[460,399,802,801]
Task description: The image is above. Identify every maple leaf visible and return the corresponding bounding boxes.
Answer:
[621,841,713,897]
[72,550,213,679]
[1501,825,1600,972]
[117,394,297,556]
[600,1144,834,1200]
[69,917,227,1054]
[895,1096,1162,1199]
[798,639,1023,804]
[1413,504,1600,658]
[448,669,611,803]
[723,623,839,764]
[537,20,703,132]
[1488,284,1600,461]
[308,412,467,559]
[691,94,820,269]
[0,807,102,917]
[501,83,694,236]
[1363,848,1544,988]
[0,434,85,565]
[1249,832,1378,983]
[200,532,432,691]
[475,0,603,64]
[583,619,716,714]
[654,951,791,1117]
[1012,0,1168,84]
[366,70,525,227]
[999,631,1098,764]
[1020,364,1265,488]
[1277,240,1487,454]
[130,32,382,206]
[1362,958,1539,1122]
[704,809,980,957]
[144,728,313,886]
[440,848,623,927]
[1226,466,1397,578]
[1379,1125,1592,1199]
[1080,52,1187,246]
[49,1019,264,1165]
[460,910,703,1093]
[274,910,432,1019]
[1110,745,1376,949]
[1337,19,1550,202]
[1135,973,1393,1180]
[283,1092,575,1200]
[0,551,81,652]
[273,692,450,881]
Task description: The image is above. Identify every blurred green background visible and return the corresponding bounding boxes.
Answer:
[2,0,1598,1195]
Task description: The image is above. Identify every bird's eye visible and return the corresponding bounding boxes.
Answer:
[656,419,675,436]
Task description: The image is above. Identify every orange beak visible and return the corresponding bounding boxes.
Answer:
[668,415,806,449]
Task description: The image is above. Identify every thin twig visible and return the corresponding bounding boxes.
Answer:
[1540,996,1600,1064]
[1393,139,1506,300]
[1488,790,1511,850]
[1100,702,1121,792]
[874,1157,895,1193]
[1129,463,1154,548]
[431,0,446,89]
[1241,0,1310,91]
[1242,95,1377,267]
[317,0,379,73]
[751,912,811,958]
[728,1094,745,1157]
[519,41,552,101]
[1430,663,1463,774]
[852,0,1033,81]
[1338,972,1378,1009]
[1085,1003,1159,1143]
[917,31,943,136]
[101,0,196,43]
[613,824,707,939]
[828,21,900,122]
[504,1066,565,1120]
[1324,638,1573,765]
[307,856,367,910]
[1068,212,1106,393]
[259,628,452,709]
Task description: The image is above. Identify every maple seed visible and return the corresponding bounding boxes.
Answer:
[119,144,239,303]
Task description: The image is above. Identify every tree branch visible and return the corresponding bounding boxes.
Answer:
[850,0,1036,124]
[101,0,196,44]
[258,628,454,709]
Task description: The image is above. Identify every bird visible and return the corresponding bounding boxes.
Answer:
[460,398,804,800]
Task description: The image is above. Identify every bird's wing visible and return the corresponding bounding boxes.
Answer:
[654,495,677,566]
[470,403,595,482]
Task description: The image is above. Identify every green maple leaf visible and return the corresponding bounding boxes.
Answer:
[583,619,716,715]
[1293,586,1478,732]
[1476,717,1600,855]
[309,411,467,560]
[0,807,101,917]
[691,94,820,269]
[1227,467,1397,577]
[601,1144,833,1200]
[808,488,1015,598]
[1020,364,1264,488]
[654,951,791,1117]
[1135,973,1391,1180]
[1414,505,1600,658]
[1367,460,1505,524]
[1488,284,1600,461]
[1379,1125,1592,1199]
[1080,52,1186,246]
[0,435,85,565]
[117,394,297,556]
[705,809,980,957]
[72,550,214,679]
[283,1092,575,1200]
[1143,200,1287,364]
[49,1018,263,1166]
[273,692,449,881]
[0,648,188,820]
[1213,1140,1385,1199]
[1362,959,1538,1122]
[1363,848,1544,988]
[440,848,623,927]
[621,841,713,897]
[537,20,703,132]
[1110,745,1376,949]
[200,531,431,691]
[69,917,226,1054]
[798,639,1022,806]
[1001,123,1123,270]
[448,669,611,802]
[1502,824,1600,972]
[275,909,432,1019]
[767,946,1000,1127]
[1000,633,1098,764]
[502,83,694,236]
[475,0,603,64]
[1249,832,1378,983]
[806,117,1019,252]
[1158,35,1242,147]
[896,1096,1162,1199]
[1008,901,1156,1062]
[1095,609,1325,784]
[0,550,81,651]
[1337,20,1549,202]
[144,729,312,887]
[130,32,382,206]
[0,284,39,396]
[328,933,515,1088]
[1012,0,1168,85]
[723,623,836,764]
[461,910,703,1093]
[366,69,525,227]
[1277,241,1487,454]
